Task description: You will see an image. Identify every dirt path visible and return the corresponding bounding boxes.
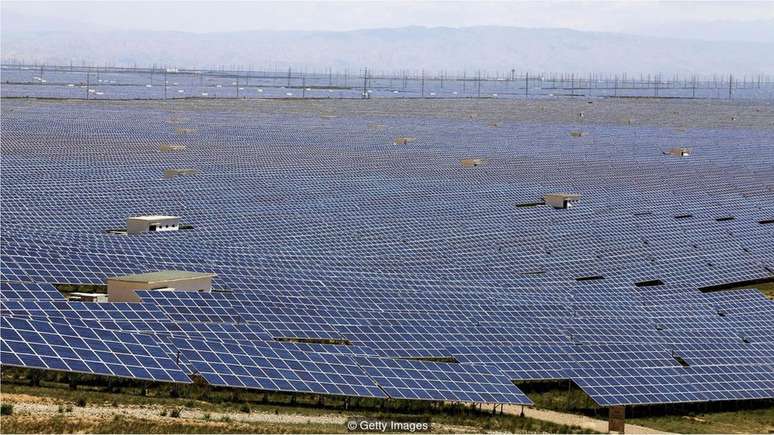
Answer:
[4,397,481,433]
[4,393,675,434]
[502,405,674,434]
[6,401,348,426]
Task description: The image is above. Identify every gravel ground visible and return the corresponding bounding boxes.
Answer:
[5,401,347,426]
[502,405,673,435]
[1,393,491,433]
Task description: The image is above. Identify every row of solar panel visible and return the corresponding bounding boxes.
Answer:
[1,316,533,405]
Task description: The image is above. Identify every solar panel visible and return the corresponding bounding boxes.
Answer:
[1,316,191,383]
[1,281,64,300]
[447,345,570,380]
[571,366,703,406]
[2,94,774,406]
[135,290,243,323]
[171,337,387,398]
[571,364,774,406]
[355,356,533,405]
[1,300,168,322]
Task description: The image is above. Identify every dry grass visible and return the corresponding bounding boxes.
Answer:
[628,406,774,434]
[0,382,595,434]
[749,281,774,299]
[1,414,344,434]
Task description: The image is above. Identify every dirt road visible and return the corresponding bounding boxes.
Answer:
[503,404,673,434]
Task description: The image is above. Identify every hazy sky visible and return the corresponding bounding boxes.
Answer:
[3,1,774,34]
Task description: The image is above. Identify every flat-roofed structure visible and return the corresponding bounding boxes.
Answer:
[160,144,187,152]
[107,270,216,302]
[461,158,484,168]
[664,147,691,157]
[544,193,581,209]
[164,168,199,178]
[127,215,179,234]
[67,292,108,302]
[393,136,416,145]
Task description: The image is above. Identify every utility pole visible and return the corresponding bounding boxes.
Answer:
[525,72,529,98]
[85,71,90,100]
[287,67,292,87]
[164,68,167,99]
[362,67,368,99]
[728,74,733,99]
[655,73,659,97]
[570,73,575,96]
[421,70,425,97]
[477,70,481,98]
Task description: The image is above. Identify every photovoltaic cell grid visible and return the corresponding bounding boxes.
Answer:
[1,98,773,406]
[1,300,169,322]
[1,281,64,300]
[1,316,191,383]
[171,337,388,398]
[356,356,533,405]
[572,365,774,406]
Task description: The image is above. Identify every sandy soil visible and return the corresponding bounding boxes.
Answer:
[5,400,347,426]
[2,394,493,433]
[502,404,673,435]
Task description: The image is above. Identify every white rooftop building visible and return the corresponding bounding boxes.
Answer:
[664,147,691,157]
[127,215,180,234]
[543,193,581,209]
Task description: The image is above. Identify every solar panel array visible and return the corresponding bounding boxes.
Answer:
[1,317,191,383]
[1,97,773,406]
[3,65,774,100]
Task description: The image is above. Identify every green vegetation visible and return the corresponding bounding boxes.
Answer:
[518,380,774,434]
[0,414,345,434]
[53,283,107,296]
[750,281,774,299]
[518,381,602,416]
[1,370,592,434]
[1,404,13,416]
[628,406,774,434]
[705,278,774,300]
[5,368,772,434]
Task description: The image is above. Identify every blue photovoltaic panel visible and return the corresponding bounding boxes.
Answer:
[355,356,533,405]
[571,364,774,406]
[171,337,387,398]
[1,281,64,300]
[447,345,571,380]
[572,366,701,406]
[0,316,191,383]
[135,290,243,323]
[1,97,774,405]
[1,300,169,322]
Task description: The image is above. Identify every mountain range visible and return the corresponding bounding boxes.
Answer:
[2,21,772,74]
